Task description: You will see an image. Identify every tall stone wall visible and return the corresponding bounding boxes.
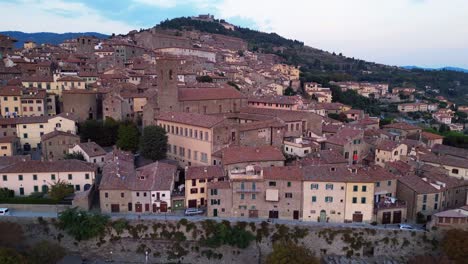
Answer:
[0,217,443,263]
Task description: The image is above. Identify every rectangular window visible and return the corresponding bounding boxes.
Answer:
[18,175,23,181]
[285,193,293,198]
[353,185,358,192]
[19,187,24,195]
[387,180,392,186]
[105,192,108,198]
[287,181,291,187]
[240,194,245,200]
[422,204,426,211]
[435,194,439,201]
[33,174,37,181]
[201,153,208,163]
[326,184,333,190]
[310,183,318,190]
[68,174,72,180]
[434,203,438,210]
[361,197,366,204]
[423,194,427,203]
[75,185,80,191]
[376,182,380,187]
[85,173,90,180]
[51,174,56,180]
[2,175,6,181]
[204,132,209,141]
[362,186,367,192]
[34,186,39,192]
[269,181,277,187]
[312,196,317,202]
[352,197,357,204]
[121,193,124,198]
[252,194,256,200]
[325,196,333,203]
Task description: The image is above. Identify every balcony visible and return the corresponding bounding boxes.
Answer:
[374,200,407,213]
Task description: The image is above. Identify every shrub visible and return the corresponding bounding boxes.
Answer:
[267,240,319,264]
[57,208,109,241]
[27,240,65,264]
[112,219,129,235]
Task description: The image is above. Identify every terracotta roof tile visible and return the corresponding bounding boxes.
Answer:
[156,112,225,128]
[221,145,285,165]
[186,165,224,180]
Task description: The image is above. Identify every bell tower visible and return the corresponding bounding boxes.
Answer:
[156,57,180,113]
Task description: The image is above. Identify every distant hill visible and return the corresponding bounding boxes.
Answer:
[156,17,468,105]
[0,31,109,48]
[402,66,468,73]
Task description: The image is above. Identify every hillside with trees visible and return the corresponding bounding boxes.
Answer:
[156,17,468,105]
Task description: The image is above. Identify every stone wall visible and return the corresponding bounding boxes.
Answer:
[0,216,444,263]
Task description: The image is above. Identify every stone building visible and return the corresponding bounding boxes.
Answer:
[100,150,178,213]
[41,130,80,161]
[185,165,225,208]
[62,89,101,121]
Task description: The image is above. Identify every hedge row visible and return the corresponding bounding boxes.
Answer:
[0,197,58,204]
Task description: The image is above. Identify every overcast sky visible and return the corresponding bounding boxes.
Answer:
[1,0,467,68]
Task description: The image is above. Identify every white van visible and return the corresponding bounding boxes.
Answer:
[0,208,10,216]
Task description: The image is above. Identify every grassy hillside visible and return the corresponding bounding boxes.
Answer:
[157,17,468,105]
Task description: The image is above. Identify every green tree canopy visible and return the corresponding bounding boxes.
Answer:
[0,188,14,199]
[48,180,74,201]
[140,126,168,161]
[116,122,140,153]
[63,151,85,161]
[57,208,109,241]
[266,241,319,264]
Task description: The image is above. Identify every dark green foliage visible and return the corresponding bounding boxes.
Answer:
[0,197,57,204]
[48,180,74,201]
[331,86,381,116]
[112,219,129,235]
[266,241,319,264]
[227,81,240,91]
[57,208,109,241]
[0,248,27,264]
[200,220,255,249]
[158,18,468,105]
[158,17,302,52]
[0,188,14,199]
[196,75,213,83]
[116,122,140,153]
[26,240,65,264]
[63,151,85,161]
[79,118,120,147]
[283,87,296,96]
[140,126,168,161]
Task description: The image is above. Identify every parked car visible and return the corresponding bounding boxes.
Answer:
[0,208,10,216]
[399,224,414,230]
[184,208,204,216]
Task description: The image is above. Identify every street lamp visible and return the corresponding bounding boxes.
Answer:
[145,250,149,263]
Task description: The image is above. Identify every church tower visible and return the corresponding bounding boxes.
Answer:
[156,57,181,113]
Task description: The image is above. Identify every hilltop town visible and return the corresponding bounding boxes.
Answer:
[0,14,467,263]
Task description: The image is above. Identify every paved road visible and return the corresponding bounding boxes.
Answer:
[4,208,426,232]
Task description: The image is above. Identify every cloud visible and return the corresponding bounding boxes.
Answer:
[212,0,468,68]
[133,0,217,9]
[0,0,136,34]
